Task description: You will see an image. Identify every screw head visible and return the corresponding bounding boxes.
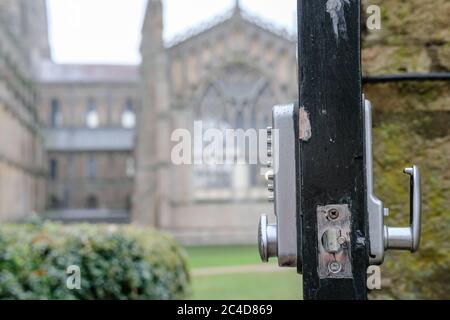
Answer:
[328,261,342,274]
[328,208,340,220]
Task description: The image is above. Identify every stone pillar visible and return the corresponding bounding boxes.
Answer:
[133,0,172,226]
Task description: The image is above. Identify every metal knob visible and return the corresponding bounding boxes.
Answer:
[384,165,422,252]
[258,215,278,262]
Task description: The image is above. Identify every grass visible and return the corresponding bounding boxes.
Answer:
[185,245,263,269]
[192,271,302,300]
[185,245,303,300]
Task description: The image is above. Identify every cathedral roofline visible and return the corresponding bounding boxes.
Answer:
[38,61,139,84]
[165,3,296,49]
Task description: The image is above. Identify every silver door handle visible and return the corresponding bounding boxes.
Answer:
[385,166,422,252]
[365,98,422,265]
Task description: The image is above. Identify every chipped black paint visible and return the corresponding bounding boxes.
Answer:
[297,0,368,300]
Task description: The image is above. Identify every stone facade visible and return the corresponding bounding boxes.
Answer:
[360,0,450,299]
[37,64,138,220]
[0,0,48,221]
[134,1,297,243]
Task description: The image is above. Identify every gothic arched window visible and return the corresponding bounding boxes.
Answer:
[192,64,276,195]
[194,85,233,190]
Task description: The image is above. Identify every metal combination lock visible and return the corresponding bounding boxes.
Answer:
[258,99,422,268]
[258,104,299,267]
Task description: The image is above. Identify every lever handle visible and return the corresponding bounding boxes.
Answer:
[385,165,422,252]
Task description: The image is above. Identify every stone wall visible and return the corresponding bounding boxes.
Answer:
[362,0,449,299]
[46,151,133,211]
[0,11,46,221]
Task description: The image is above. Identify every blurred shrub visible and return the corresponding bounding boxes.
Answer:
[0,222,190,299]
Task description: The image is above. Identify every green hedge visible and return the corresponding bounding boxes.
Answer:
[0,221,190,299]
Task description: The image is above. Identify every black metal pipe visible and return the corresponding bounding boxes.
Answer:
[363,72,450,84]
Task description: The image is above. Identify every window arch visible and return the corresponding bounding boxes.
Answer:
[50,99,62,127]
[193,84,232,190]
[49,158,58,180]
[86,195,98,209]
[192,65,276,193]
[86,99,99,129]
[48,195,61,210]
[121,99,136,129]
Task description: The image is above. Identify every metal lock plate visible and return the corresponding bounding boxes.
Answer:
[317,204,353,279]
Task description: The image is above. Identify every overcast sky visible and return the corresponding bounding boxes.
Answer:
[47,0,297,65]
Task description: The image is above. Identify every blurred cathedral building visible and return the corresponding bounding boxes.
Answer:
[0,0,297,244]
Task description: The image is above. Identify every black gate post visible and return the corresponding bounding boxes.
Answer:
[297,0,368,299]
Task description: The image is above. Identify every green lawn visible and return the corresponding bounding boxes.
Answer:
[184,245,302,300]
[185,245,264,269]
[192,271,302,300]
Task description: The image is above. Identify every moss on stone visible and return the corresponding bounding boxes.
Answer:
[362,0,450,45]
[366,94,450,299]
